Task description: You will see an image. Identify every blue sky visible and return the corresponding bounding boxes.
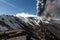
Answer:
[0,0,36,15]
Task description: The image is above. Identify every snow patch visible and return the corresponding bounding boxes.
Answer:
[16,12,36,17]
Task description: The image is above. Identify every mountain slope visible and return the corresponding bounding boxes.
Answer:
[0,15,21,31]
[0,15,60,40]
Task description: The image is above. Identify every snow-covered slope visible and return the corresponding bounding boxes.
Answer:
[16,14,60,39]
[0,15,60,39]
[0,15,41,31]
[0,15,21,31]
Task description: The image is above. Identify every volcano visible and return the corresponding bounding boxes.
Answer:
[0,0,60,40]
[0,15,60,40]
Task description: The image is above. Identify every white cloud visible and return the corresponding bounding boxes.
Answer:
[16,12,36,17]
[0,0,16,8]
[0,0,22,11]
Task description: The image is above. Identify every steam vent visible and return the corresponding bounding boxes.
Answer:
[0,0,60,40]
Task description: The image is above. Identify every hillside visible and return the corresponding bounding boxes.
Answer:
[0,15,60,40]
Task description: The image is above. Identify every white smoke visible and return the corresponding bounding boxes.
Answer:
[36,0,47,16]
[36,0,42,16]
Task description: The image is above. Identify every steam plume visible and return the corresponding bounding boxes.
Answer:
[45,0,60,19]
[36,0,47,16]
